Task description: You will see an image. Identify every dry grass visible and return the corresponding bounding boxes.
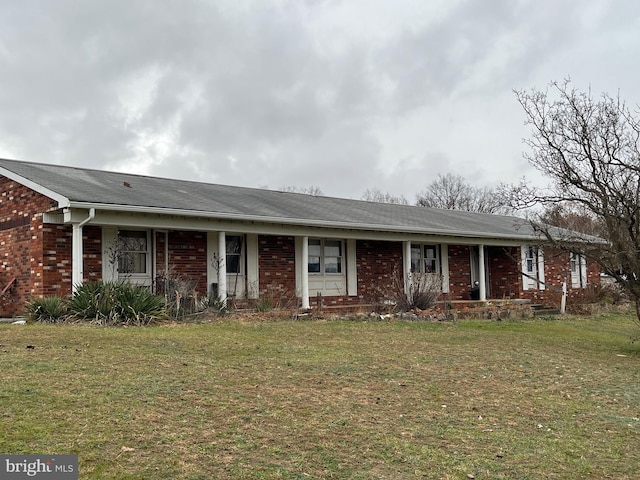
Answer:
[1,312,639,479]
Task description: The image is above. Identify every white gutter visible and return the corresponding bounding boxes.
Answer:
[71,208,95,291]
[66,201,542,241]
[78,207,96,228]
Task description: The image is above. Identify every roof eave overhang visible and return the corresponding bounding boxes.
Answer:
[67,201,544,242]
[0,167,70,207]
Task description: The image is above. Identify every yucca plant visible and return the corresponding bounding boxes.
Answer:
[68,281,119,324]
[69,281,167,325]
[118,283,167,325]
[24,296,69,322]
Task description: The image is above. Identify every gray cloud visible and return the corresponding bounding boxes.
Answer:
[1,0,639,199]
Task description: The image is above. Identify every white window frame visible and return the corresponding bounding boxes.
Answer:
[225,234,246,298]
[303,237,347,298]
[570,252,587,288]
[225,235,245,275]
[521,245,545,291]
[113,229,152,286]
[308,238,344,276]
[411,244,440,275]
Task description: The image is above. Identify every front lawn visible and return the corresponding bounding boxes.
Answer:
[1,313,638,479]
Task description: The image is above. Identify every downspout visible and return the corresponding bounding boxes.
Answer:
[71,208,95,292]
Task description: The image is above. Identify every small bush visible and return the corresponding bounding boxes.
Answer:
[118,284,167,325]
[68,281,117,321]
[69,281,167,325]
[25,296,69,323]
[567,282,629,315]
[253,285,299,311]
[203,295,230,316]
[391,268,443,311]
[155,269,200,318]
[255,299,274,312]
[579,282,627,305]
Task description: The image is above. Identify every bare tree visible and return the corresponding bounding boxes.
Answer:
[538,202,601,237]
[361,188,408,205]
[513,79,640,323]
[416,173,512,214]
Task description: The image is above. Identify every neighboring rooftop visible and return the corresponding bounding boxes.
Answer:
[0,157,550,241]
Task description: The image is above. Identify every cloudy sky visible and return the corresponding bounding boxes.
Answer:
[0,0,638,201]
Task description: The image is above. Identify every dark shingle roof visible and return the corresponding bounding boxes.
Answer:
[0,158,543,240]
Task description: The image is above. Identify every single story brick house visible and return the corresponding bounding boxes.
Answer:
[0,158,599,316]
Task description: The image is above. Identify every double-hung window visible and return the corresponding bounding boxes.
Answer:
[525,246,536,275]
[411,244,439,274]
[570,252,587,288]
[308,239,343,274]
[521,245,545,291]
[117,230,149,274]
[226,235,244,274]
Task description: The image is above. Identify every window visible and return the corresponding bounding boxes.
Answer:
[525,246,536,273]
[226,235,244,274]
[571,252,587,288]
[411,244,439,274]
[522,245,544,291]
[308,239,343,274]
[117,230,149,274]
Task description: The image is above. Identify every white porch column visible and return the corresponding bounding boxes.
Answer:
[440,244,450,293]
[71,224,83,291]
[478,244,487,301]
[301,236,310,309]
[403,240,412,294]
[71,208,95,292]
[217,231,227,304]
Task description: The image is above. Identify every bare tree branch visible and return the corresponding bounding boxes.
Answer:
[512,80,640,323]
[416,173,513,215]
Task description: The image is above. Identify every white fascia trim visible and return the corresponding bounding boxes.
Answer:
[0,167,70,207]
[67,201,543,242]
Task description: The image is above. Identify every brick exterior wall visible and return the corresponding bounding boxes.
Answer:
[519,247,601,305]
[154,230,167,279]
[165,230,208,295]
[488,246,521,300]
[38,225,103,298]
[355,239,402,304]
[258,235,297,301]
[41,224,72,297]
[447,245,472,300]
[0,176,58,315]
[84,226,102,282]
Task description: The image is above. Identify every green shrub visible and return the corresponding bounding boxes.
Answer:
[25,296,69,323]
[69,281,167,325]
[68,281,116,321]
[118,284,167,324]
